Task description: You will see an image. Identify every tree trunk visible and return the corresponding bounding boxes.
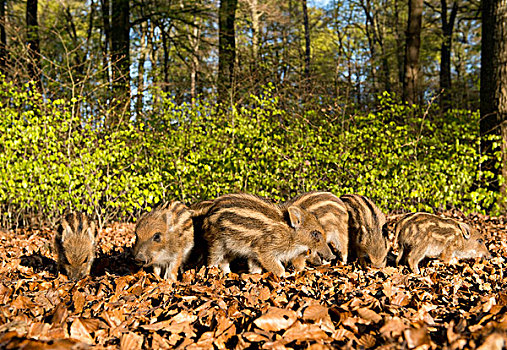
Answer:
[136,21,151,116]
[161,25,170,94]
[402,0,423,105]
[480,0,507,207]
[218,0,238,105]
[110,0,130,119]
[302,0,311,83]
[247,0,261,61]
[100,0,111,86]
[0,0,6,74]
[394,0,404,95]
[26,0,41,90]
[439,0,458,112]
[190,21,201,103]
[360,0,378,95]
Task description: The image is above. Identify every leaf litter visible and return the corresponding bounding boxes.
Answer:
[0,214,505,349]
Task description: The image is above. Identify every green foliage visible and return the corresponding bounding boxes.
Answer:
[0,80,163,226]
[0,83,501,227]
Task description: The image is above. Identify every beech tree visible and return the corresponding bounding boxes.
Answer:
[110,0,130,118]
[0,0,6,74]
[218,0,238,105]
[403,0,423,105]
[480,0,507,205]
[439,0,458,112]
[26,0,40,89]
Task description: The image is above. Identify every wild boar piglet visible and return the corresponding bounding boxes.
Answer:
[54,212,97,280]
[395,212,491,274]
[134,201,194,281]
[203,193,335,277]
[340,194,389,268]
[283,191,349,264]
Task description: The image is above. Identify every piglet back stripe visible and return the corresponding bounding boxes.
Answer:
[212,194,282,221]
[358,195,379,226]
[341,195,363,225]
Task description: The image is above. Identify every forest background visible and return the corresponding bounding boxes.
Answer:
[0,0,506,228]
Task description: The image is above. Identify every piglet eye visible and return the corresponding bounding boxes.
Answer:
[153,233,161,242]
[311,231,322,241]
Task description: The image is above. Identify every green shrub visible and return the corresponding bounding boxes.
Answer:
[0,82,501,227]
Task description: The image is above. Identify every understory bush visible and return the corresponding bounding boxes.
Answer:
[0,82,501,227]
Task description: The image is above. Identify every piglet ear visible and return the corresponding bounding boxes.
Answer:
[458,222,471,240]
[287,206,304,229]
[60,222,73,242]
[87,221,97,243]
[163,211,173,228]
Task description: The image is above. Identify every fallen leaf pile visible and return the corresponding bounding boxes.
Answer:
[0,213,506,349]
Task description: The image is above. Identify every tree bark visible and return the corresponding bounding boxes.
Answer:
[480,0,507,206]
[26,0,41,90]
[110,0,130,118]
[218,0,238,105]
[302,0,311,83]
[190,21,201,103]
[394,0,404,95]
[136,21,151,115]
[0,0,6,74]
[247,0,261,61]
[439,0,458,112]
[100,0,111,86]
[402,0,423,105]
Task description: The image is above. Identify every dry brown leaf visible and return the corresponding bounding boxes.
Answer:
[141,310,197,337]
[253,307,297,332]
[331,328,355,341]
[282,321,331,343]
[151,333,172,349]
[243,331,271,342]
[261,339,288,350]
[307,344,333,350]
[303,304,335,333]
[357,333,377,349]
[404,326,430,349]
[79,318,100,334]
[477,333,506,350]
[70,317,94,344]
[357,307,383,323]
[27,322,51,340]
[390,290,411,307]
[120,332,143,350]
[380,317,407,339]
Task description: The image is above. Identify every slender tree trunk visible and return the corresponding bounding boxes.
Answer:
[0,0,6,74]
[100,0,111,87]
[360,0,378,94]
[161,26,170,93]
[248,0,261,61]
[480,0,507,207]
[218,0,238,105]
[439,0,458,112]
[190,21,201,103]
[394,0,404,95]
[302,0,311,83]
[110,0,130,119]
[402,0,423,105]
[26,0,41,90]
[136,21,150,116]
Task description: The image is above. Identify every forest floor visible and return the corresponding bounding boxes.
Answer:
[0,212,506,349]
